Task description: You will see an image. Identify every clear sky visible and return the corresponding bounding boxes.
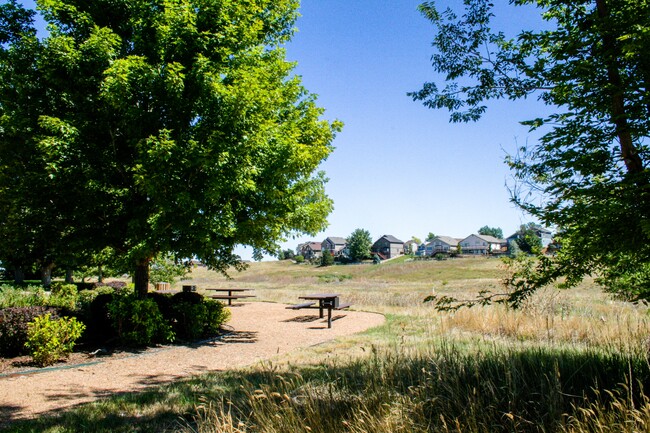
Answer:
[19,0,550,259]
[269,0,550,257]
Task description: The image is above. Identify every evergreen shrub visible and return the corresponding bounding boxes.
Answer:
[107,295,174,346]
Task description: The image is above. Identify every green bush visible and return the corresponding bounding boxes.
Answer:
[107,295,174,346]
[25,313,85,366]
[48,282,78,310]
[294,254,305,263]
[0,306,60,357]
[171,298,230,341]
[0,284,47,308]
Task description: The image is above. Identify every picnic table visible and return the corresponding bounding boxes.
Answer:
[287,293,351,328]
[205,288,256,306]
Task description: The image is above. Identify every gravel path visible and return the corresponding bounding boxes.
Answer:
[0,302,385,422]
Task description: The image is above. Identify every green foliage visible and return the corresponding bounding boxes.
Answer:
[0,284,46,308]
[346,228,372,262]
[277,249,295,260]
[107,295,174,346]
[478,226,503,239]
[0,0,342,297]
[25,313,85,367]
[317,273,352,283]
[320,250,334,267]
[425,232,436,242]
[413,0,650,302]
[48,282,78,310]
[149,253,189,286]
[0,306,60,356]
[514,223,543,255]
[294,254,304,263]
[171,299,230,342]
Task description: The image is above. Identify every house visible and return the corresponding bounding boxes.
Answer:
[459,234,507,255]
[416,243,427,256]
[321,237,347,257]
[371,235,404,259]
[506,225,554,250]
[299,242,322,260]
[403,240,419,255]
[425,236,461,256]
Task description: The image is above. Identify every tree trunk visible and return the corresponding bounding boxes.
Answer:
[595,0,645,176]
[134,258,151,298]
[41,263,54,287]
[98,265,104,283]
[65,268,74,283]
[14,267,24,285]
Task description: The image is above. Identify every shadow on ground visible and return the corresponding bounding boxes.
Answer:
[2,345,649,433]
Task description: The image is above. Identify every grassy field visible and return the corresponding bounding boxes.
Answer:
[4,256,650,432]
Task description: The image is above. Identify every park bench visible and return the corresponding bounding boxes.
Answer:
[286,301,316,310]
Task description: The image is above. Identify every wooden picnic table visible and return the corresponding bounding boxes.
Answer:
[294,293,351,328]
[205,288,255,306]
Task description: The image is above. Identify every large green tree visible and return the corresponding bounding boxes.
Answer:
[0,0,341,296]
[412,0,650,304]
[346,228,372,262]
[478,226,503,239]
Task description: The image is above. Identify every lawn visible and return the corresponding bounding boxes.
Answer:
[3,256,650,432]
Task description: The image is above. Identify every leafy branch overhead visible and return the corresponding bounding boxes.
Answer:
[414,0,650,305]
[0,0,342,295]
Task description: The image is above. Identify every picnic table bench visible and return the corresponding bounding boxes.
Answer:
[205,288,256,306]
[286,293,352,328]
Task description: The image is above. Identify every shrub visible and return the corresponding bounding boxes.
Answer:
[294,255,305,263]
[321,250,334,266]
[25,314,85,366]
[85,292,118,343]
[0,306,60,357]
[107,295,174,346]
[48,282,78,310]
[92,281,128,292]
[171,298,230,341]
[171,291,204,305]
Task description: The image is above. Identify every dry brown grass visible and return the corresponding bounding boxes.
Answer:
[179,257,650,354]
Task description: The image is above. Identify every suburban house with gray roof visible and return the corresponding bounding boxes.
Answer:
[459,234,507,255]
[321,236,347,257]
[371,235,404,259]
[425,236,462,256]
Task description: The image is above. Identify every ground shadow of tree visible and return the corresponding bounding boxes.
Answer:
[2,345,649,432]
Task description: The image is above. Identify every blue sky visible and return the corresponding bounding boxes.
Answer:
[271,0,550,256]
[19,0,550,259]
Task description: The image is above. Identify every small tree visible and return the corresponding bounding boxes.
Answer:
[515,224,543,255]
[347,228,372,262]
[149,253,189,287]
[321,250,334,267]
[425,232,436,242]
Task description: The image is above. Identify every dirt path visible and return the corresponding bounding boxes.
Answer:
[0,302,384,423]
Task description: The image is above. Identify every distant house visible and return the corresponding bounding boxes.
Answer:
[425,236,461,256]
[506,225,554,250]
[403,240,419,255]
[538,227,554,248]
[371,235,404,259]
[416,243,427,256]
[321,237,347,257]
[459,234,507,255]
[299,242,322,260]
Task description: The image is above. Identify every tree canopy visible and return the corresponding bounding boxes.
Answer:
[0,0,341,295]
[346,228,372,262]
[478,226,503,239]
[413,0,650,304]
